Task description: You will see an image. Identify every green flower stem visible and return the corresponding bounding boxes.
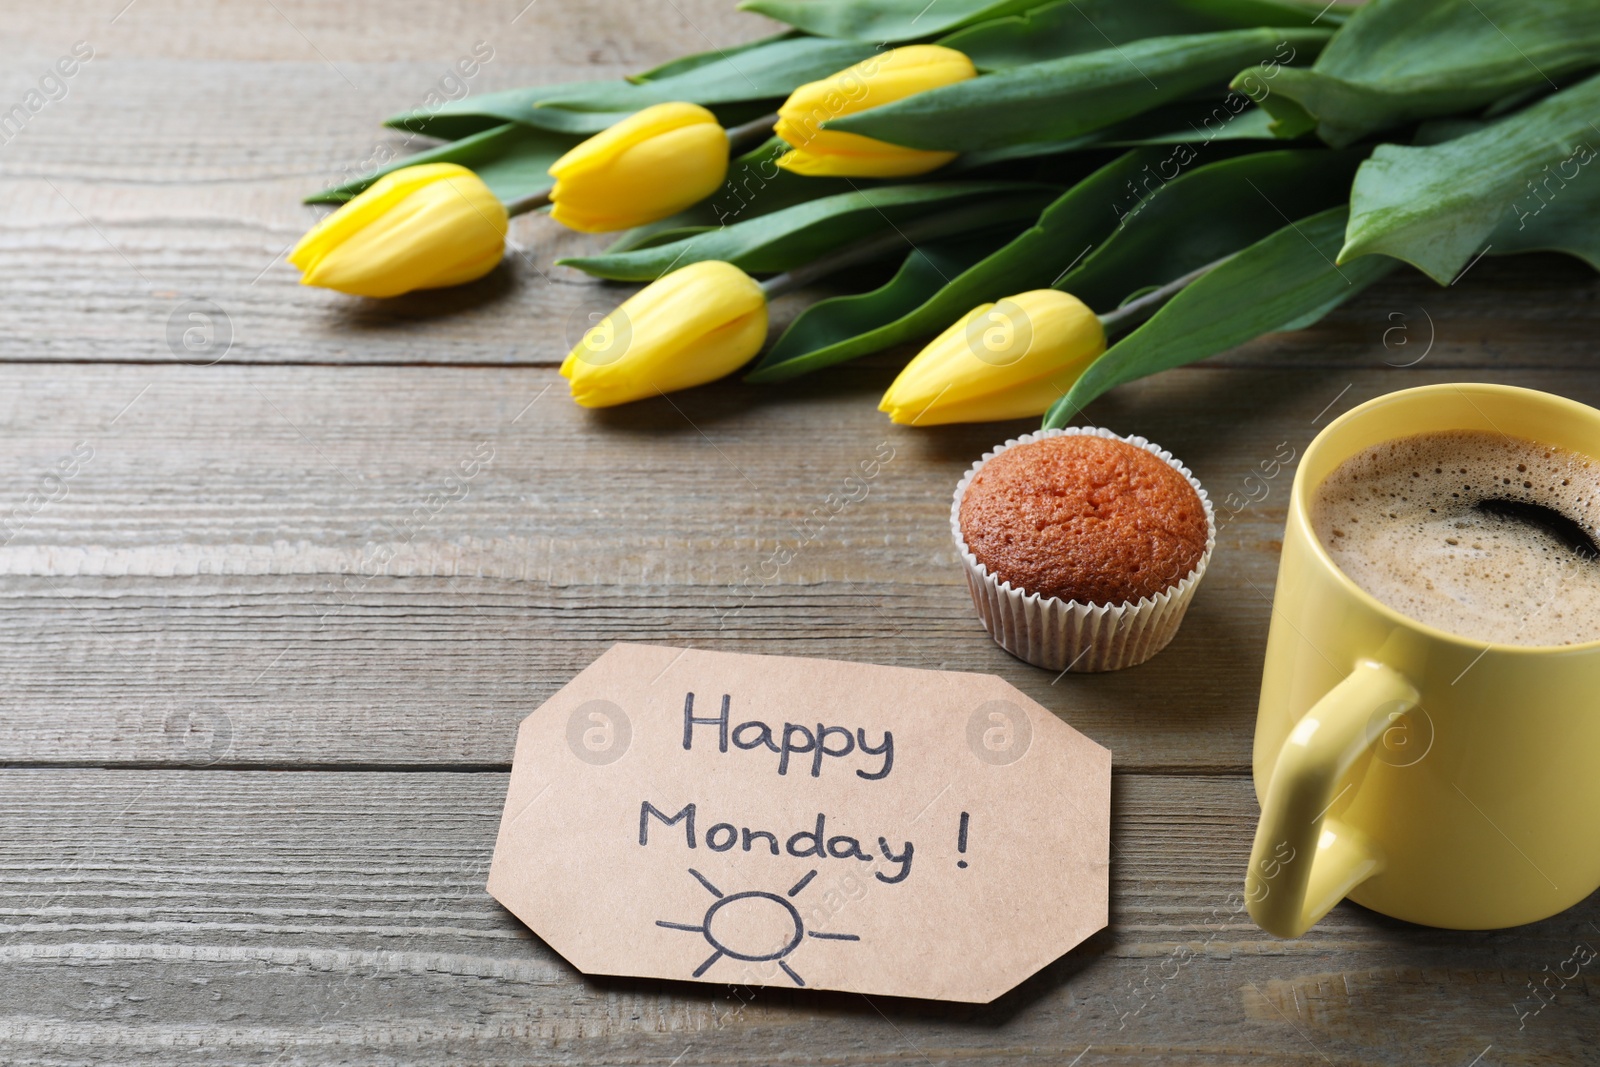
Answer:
[725,112,779,154]
[759,201,1025,299]
[762,221,1229,324]
[1094,256,1228,337]
[504,190,552,217]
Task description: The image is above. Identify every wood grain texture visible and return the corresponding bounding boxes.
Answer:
[1,364,1594,772]
[2,0,1598,1063]
[1,769,1593,1066]
[0,0,777,366]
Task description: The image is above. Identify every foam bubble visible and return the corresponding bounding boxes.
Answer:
[1311,430,1600,646]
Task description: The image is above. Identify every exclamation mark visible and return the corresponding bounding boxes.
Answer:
[957,811,970,869]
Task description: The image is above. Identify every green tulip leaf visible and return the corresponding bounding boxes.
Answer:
[388,93,776,140]
[305,121,582,204]
[828,28,1331,152]
[1481,162,1600,273]
[1056,146,1365,311]
[628,31,799,82]
[387,37,875,137]
[941,0,1340,71]
[746,150,1162,381]
[1340,70,1600,283]
[945,101,1282,174]
[535,37,879,112]
[748,230,1034,382]
[603,226,719,252]
[748,146,1358,382]
[1230,0,1600,147]
[735,0,1041,41]
[387,83,628,139]
[1099,102,1280,145]
[1043,206,1396,426]
[558,181,1060,281]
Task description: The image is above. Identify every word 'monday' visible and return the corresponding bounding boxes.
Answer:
[640,801,915,884]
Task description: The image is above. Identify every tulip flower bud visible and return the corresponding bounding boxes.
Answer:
[289,163,508,298]
[775,45,976,178]
[879,290,1106,426]
[549,102,731,233]
[562,260,768,408]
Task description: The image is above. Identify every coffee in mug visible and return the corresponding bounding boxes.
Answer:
[1247,386,1600,940]
[1309,429,1600,646]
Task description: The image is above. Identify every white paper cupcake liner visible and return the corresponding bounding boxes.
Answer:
[951,427,1216,673]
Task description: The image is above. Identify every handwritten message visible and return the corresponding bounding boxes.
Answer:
[488,644,1110,1003]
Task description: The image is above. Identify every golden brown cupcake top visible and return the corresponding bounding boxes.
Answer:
[958,434,1208,606]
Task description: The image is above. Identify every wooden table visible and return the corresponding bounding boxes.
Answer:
[3,1,1596,1063]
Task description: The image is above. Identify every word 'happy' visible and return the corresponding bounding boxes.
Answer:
[681,693,894,780]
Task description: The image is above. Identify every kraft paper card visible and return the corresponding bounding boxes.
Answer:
[487,643,1111,1003]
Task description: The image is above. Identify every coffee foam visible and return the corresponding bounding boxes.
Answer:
[1311,430,1600,647]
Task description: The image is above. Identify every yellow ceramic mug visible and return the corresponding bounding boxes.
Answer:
[1247,383,1600,938]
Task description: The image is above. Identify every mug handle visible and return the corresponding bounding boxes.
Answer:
[1246,660,1420,938]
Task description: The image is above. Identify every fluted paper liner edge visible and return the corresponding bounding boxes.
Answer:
[951,427,1216,673]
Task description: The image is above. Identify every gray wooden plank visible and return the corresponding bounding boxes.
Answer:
[0,768,1592,1065]
[1,1,1594,1064]
[5,0,757,60]
[0,0,775,366]
[3,363,1595,769]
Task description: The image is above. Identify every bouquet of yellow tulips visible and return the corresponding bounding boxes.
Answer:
[297,0,1600,428]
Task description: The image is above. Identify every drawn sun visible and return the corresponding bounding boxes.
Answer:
[655,868,859,987]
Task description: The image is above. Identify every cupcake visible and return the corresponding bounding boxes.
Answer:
[951,427,1215,672]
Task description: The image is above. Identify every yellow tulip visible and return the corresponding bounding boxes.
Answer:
[775,45,976,178]
[562,260,767,408]
[879,290,1106,426]
[549,102,730,233]
[290,163,507,298]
